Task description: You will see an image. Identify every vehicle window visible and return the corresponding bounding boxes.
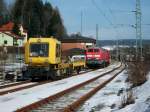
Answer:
[94,49,99,52]
[56,44,61,57]
[81,57,85,60]
[30,43,49,57]
[88,49,93,52]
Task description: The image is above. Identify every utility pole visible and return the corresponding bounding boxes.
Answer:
[136,0,142,59]
[81,11,83,35]
[116,39,119,61]
[96,24,99,46]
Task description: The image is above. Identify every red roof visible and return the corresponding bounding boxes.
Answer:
[0,22,14,31]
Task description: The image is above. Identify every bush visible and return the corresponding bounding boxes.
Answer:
[120,89,135,108]
[126,61,149,87]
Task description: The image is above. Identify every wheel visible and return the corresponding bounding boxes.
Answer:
[49,70,61,80]
[66,68,73,76]
[76,67,81,74]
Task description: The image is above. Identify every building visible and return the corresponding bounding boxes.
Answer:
[61,34,96,56]
[0,32,24,47]
[0,22,27,47]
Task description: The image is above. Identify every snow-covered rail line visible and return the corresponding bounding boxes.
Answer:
[0,81,30,89]
[0,81,39,95]
[15,63,124,112]
[0,69,95,96]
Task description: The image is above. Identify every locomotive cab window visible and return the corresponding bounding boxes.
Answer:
[30,43,49,57]
[94,49,99,52]
[88,49,93,52]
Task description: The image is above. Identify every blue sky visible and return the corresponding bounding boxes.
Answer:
[43,0,150,40]
[6,0,150,40]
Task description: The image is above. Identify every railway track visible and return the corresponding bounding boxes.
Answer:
[0,69,95,96]
[0,80,30,89]
[16,63,124,112]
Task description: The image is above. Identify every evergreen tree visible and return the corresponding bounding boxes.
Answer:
[47,7,67,40]
[12,23,20,35]
[0,0,9,25]
[11,0,67,39]
[23,0,43,37]
[43,2,53,36]
[12,0,24,23]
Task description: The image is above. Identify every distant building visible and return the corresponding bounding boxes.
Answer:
[61,34,96,56]
[0,22,27,47]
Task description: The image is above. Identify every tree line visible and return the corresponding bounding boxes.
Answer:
[0,0,67,40]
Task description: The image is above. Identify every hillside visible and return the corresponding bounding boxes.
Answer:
[98,39,150,46]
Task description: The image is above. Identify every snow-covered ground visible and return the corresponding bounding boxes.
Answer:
[116,73,150,112]
[78,70,128,112]
[2,62,24,72]
[78,70,150,112]
[0,63,120,112]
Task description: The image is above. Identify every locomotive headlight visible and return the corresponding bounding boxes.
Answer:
[95,55,100,57]
[87,55,92,57]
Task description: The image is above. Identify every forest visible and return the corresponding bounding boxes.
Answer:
[0,0,67,40]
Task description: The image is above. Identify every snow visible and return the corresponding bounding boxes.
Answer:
[78,70,150,112]
[102,45,130,51]
[3,63,24,71]
[0,81,22,87]
[78,70,128,112]
[116,73,150,112]
[0,63,120,112]
[0,82,37,92]
[102,46,116,51]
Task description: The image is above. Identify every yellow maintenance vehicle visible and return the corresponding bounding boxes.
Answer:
[22,37,85,80]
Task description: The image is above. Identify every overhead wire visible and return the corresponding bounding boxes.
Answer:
[91,0,119,39]
[91,0,121,60]
[91,0,114,26]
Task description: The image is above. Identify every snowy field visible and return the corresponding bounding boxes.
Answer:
[78,70,150,112]
[116,73,150,112]
[0,63,120,112]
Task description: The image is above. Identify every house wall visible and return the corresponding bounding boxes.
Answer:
[17,39,24,47]
[20,26,28,43]
[61,43,86,52]
[0,32,24,47]
[0,33,13,46]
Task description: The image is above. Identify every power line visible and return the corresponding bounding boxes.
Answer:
[91,0,120,60]
[91,0,114,26]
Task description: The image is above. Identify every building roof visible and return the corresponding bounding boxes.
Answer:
[0,22,27,33]
[0,22,14,32]
[61,35,96,43]
[0,32,25,40]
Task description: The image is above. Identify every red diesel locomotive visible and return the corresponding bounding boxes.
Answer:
[85,47,111,68]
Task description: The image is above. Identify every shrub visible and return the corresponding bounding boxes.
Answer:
[126,61,149,87]
[120,89,135,108]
